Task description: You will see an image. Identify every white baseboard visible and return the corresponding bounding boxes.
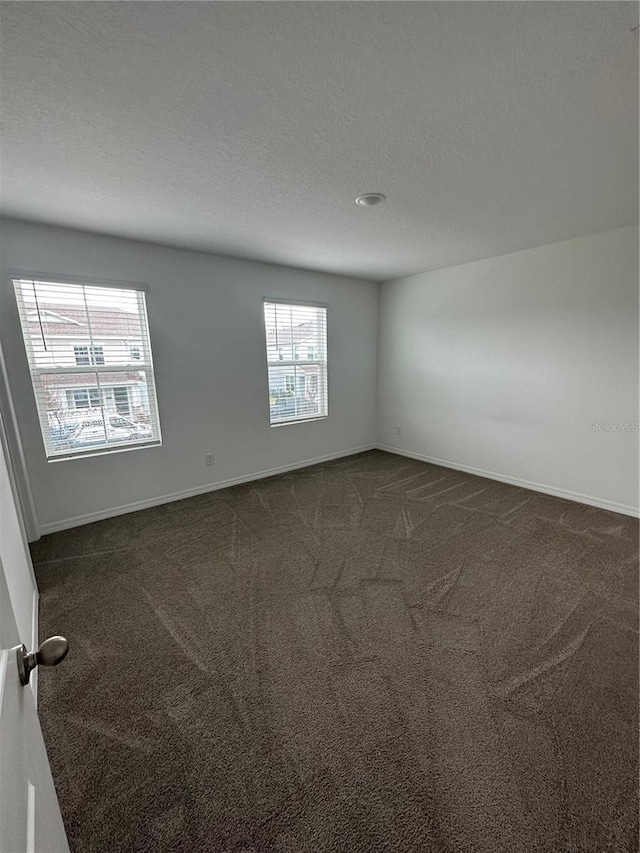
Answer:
[37,444,377,536]
[377,444,640,519]
[34,440,640,535]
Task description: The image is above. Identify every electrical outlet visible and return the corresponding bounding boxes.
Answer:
[205,452,215,466]
[395,425,402,436]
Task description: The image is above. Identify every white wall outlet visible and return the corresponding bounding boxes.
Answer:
[395,426,402,436]
[205,452,215,466]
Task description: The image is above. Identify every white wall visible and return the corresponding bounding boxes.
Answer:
[377,226,639,515]
[2,219,637,534]
[0,220,378,534]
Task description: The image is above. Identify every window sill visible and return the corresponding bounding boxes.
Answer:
[47,439,162,462]
[270,416,328,428]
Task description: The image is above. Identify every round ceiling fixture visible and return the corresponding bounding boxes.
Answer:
[355,193,386,207]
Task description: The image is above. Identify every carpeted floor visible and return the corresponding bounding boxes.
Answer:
[32,450,639,853]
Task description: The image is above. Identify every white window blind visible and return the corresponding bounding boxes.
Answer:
[13,278,162,460]
[264,300,328,425]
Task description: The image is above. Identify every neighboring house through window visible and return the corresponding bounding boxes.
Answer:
[13,277,162,459]
[264,300,328,425]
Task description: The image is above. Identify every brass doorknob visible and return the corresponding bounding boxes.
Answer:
[16,636,69,686]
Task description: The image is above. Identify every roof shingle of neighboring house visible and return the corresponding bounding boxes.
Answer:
[41,372,143,390]
[265,321,316,347]
[27,304,143,338]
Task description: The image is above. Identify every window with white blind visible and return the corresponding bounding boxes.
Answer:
[13,278,162,460]
[264,300,328,425]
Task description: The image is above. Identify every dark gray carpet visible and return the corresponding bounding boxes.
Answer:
[32,450,639,853]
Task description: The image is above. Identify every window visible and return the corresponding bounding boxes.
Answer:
[113,386,131,415]
[73,345,104,366]
[13,278,162,459]
[66,387,102,409]
[64,385,132,415]
[73,347,89,366]
[307,373,318,396]
[264,300,328,425]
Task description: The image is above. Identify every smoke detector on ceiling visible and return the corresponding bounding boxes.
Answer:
[355,193,386,207]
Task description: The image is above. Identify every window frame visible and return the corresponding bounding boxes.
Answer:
[11,273,162,461]
[263,298,329,427]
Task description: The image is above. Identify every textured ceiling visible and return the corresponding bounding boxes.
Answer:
[0,2,637,281]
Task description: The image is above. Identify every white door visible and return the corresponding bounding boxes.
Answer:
[0,409,69,853]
